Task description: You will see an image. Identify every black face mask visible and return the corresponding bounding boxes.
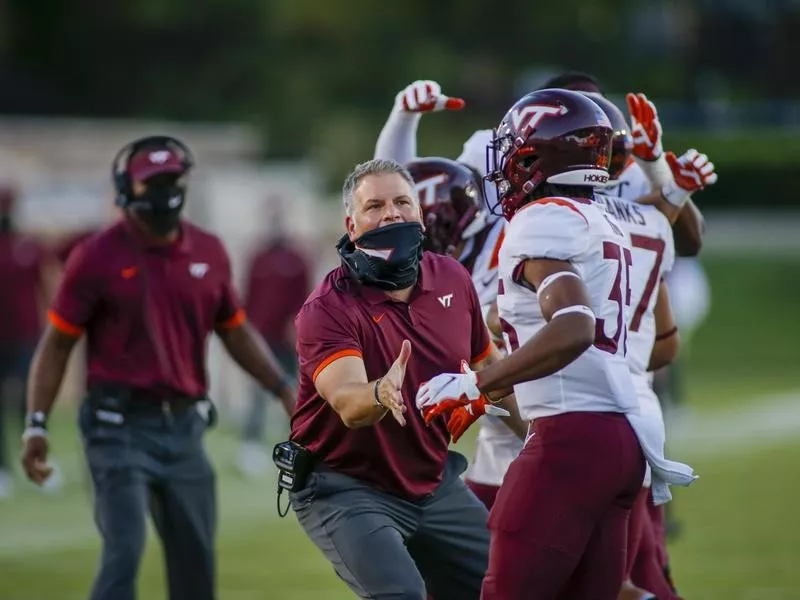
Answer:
[0,214,11,234]
[337,222,425,290]
[130,185,185,236]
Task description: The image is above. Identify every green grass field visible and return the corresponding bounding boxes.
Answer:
[0,251,797,600]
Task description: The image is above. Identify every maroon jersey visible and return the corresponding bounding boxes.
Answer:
[0,234,46,344]
[291,252,491,501]
[244,239,310,347]
[49,219,244,397]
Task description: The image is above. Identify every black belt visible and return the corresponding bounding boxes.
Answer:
[87,383,204,416]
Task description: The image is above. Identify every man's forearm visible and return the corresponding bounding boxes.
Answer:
[476,315,593,393]
[672,200,704,256]
[637,189,681,224]
[220,322,290,391]
[328,381,388,428]
[219,322,296,415]
[27,328,76,416]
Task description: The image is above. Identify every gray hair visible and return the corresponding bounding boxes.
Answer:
[341,158,417,216]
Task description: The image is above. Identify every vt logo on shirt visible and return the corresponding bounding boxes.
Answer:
[437,293,453,308]
[189,263,209,278]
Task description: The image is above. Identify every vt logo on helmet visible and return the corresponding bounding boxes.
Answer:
[406,157,488,256]
[486,88,614,220]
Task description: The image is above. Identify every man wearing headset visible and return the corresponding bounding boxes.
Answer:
[20,136,295,600]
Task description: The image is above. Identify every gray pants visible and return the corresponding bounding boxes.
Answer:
[291,452,490,600]
[79,401,216,600]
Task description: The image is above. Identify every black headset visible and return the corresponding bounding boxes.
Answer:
[111,135,195,208]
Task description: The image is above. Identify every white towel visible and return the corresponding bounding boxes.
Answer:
[625,411,698,505]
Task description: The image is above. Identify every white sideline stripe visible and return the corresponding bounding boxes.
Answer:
[668,389,800,457]
[0,476,280,558]
[1,389,799,558]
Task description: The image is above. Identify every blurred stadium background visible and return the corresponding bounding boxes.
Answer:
[0,1,799,598]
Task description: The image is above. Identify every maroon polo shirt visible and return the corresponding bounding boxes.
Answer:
[244,239,311,347]
[49,219,244,398]
[0,234,46,345]
[291,252,491,501]
[54,229,97,265]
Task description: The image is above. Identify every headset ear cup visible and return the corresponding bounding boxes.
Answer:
[111,135,195,209]
[113,170,129,207]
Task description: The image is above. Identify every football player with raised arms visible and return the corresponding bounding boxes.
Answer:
[589,93,687,600]
[415,89,696,599]
[375,84,523,509]
[374,81,504,317]
[379,77,715,599]
[401,157,526,509]
[546,72,717,257]
[553,73,716,599]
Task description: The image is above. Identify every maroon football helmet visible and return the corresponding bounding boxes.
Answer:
[487,88,614,219]
[406,157,488,255]
[582,93,633,180]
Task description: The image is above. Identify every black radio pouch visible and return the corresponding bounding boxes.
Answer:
[272,440,317,517]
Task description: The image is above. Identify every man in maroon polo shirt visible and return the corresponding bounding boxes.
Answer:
[0,185,52,497]
[20,135,294,600]
[237,200,310,476]
[286,158,523,600]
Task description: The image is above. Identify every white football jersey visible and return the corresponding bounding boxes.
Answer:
[593,193,675,378]
[457,130,523,486]
[466,214,523,486]
[604,159,652,201]
[457,128,492,174]
[465,218,522,486]
[458,129,500,216]
[465,216,505,308]
[497,197,639,420]
[597,169,686,494]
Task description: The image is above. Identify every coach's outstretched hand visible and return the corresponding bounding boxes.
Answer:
[377,340,412,426]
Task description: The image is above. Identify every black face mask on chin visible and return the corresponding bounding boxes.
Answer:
[337,222,425,291]
[129,185,185,236]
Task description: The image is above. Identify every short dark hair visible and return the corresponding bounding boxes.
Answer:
[342,158,416,216]
[540,72,603,94]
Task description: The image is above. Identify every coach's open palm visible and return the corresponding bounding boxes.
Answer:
[378,340,412,426]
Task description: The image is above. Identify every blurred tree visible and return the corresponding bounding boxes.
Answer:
[0,0,795,192]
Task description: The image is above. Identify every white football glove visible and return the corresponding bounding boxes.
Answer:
[626,92,664,161]
[416,363,480,410]
[661,149,718,207]
[393,80,465,114]
[416,361,508,414]
[625,91,674,187]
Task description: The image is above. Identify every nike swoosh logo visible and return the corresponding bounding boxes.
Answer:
[481,271,498,287]
[372,313,385,324]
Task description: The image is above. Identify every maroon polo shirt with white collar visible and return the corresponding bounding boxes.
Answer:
[49,218,244,398]
[291,252,491,501]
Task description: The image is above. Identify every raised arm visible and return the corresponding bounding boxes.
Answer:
[374,80,464,163]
